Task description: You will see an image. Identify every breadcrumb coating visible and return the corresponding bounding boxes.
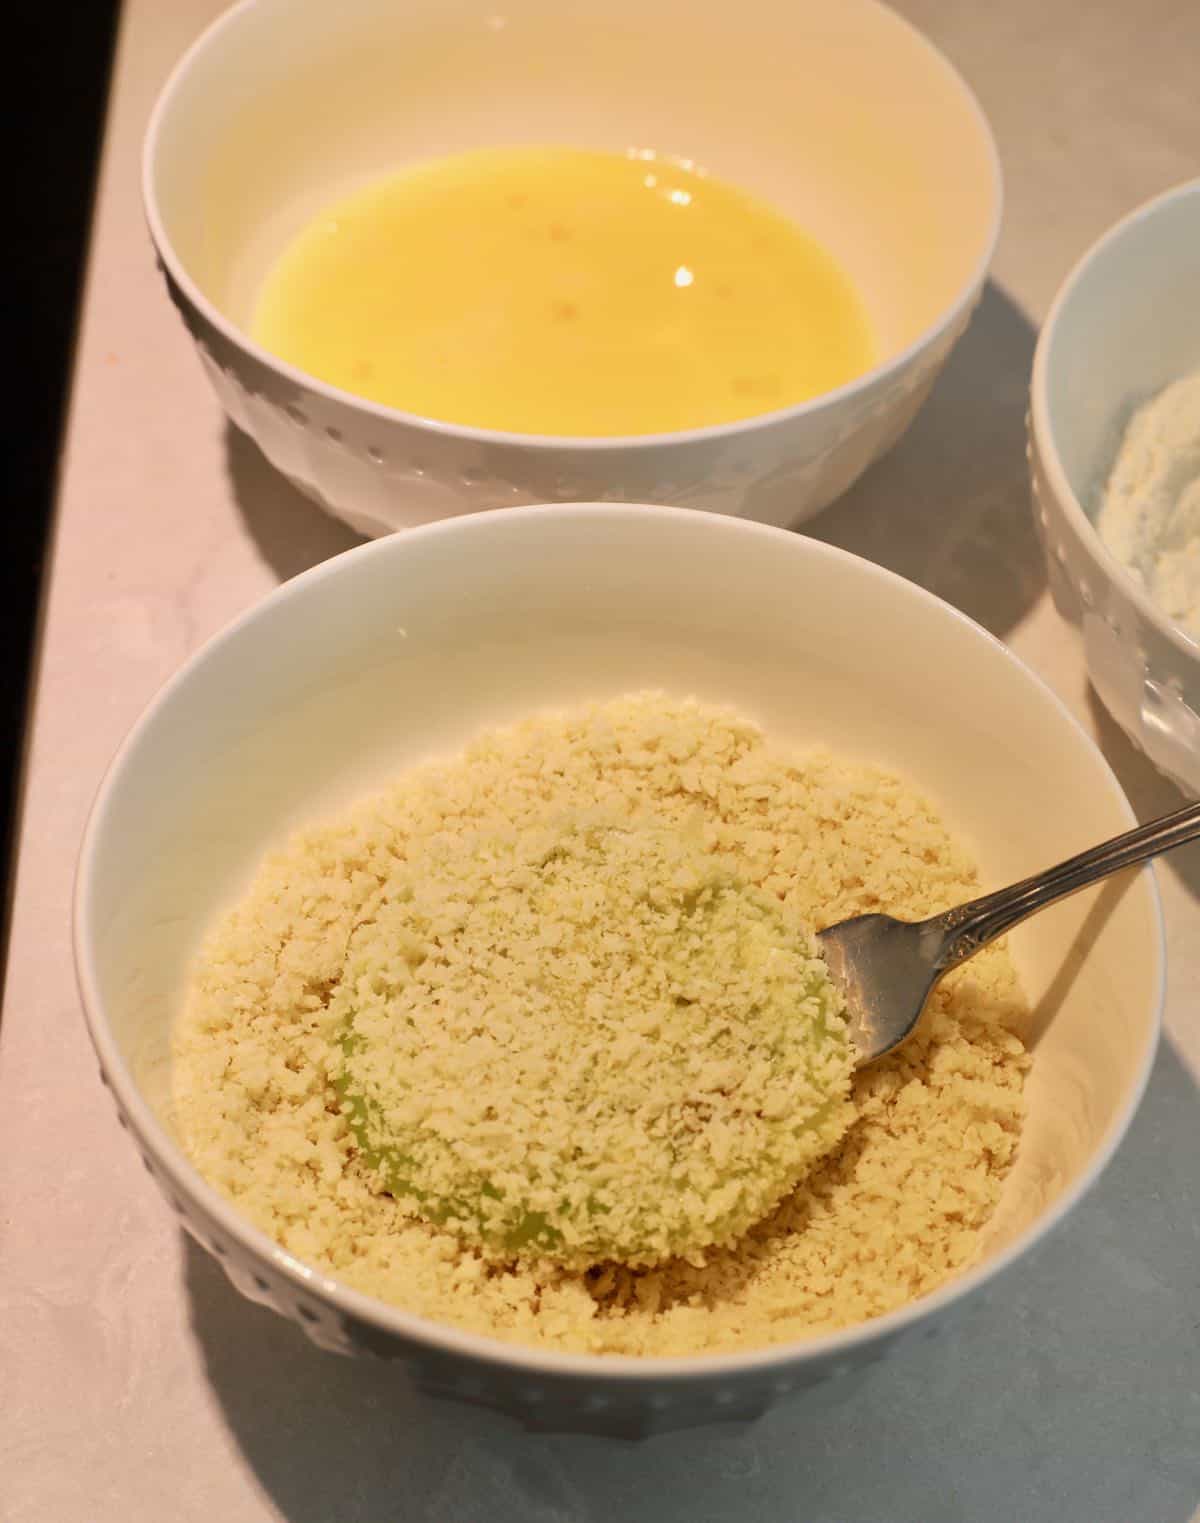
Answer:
[338,814,852,1266]
[173,694,1028,1356]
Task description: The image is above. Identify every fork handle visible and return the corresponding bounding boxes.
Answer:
[927,798,1200,972]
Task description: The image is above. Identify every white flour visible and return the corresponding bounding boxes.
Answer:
[1095,368,1200,641]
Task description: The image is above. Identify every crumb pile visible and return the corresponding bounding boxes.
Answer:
[174,695,1029,1356]
[338,814,852,1267]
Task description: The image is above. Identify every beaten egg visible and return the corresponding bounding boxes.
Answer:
[252,146,876,436]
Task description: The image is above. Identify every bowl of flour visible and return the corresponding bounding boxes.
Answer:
[1030,177,1200,793]
[1095,369,1200,642]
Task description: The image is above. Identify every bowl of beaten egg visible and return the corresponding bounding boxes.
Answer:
[76,505,1161,1437]
[145,0,1001,536]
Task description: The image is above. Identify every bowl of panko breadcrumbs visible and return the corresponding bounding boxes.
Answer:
[75,504,1162,1437]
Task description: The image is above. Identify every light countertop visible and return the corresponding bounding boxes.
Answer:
[3,2,1198,1519]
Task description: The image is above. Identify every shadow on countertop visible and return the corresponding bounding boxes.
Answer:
[185,1037,1200,1523]
[808,280,1043,642]
[224,423,364,584]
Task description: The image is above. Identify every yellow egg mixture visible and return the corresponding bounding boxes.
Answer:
[252,146,875,435]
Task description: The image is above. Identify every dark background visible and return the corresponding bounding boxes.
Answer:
[4,4,122,977]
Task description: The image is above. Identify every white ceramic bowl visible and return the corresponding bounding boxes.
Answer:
[1030,178,1200,793]
[75,504,1161,1437]
[144,0,1001,538]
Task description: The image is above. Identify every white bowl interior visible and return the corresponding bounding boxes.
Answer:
[1042,181,1200,518]
[150,0,998,369]
[81,506,1159,1343]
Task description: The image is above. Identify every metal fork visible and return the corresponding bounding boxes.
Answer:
[817,799,1200,1063]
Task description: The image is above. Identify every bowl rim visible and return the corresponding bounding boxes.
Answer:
[1030,175,1200,661]
[73,502,1164,1384]
[141,0,1003,454]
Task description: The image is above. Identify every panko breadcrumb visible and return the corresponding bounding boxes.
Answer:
[339,814,853,1267]
[173,694,1029,1356]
